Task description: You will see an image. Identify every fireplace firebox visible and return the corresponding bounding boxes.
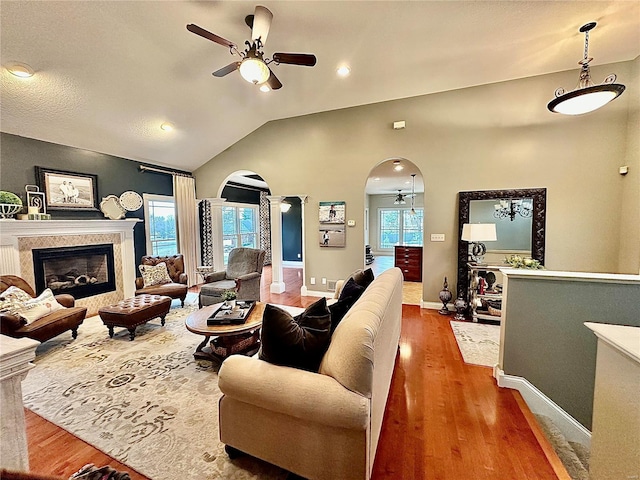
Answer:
[32,244,116,299]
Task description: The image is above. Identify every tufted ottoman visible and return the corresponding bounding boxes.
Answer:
[98,294,172,340]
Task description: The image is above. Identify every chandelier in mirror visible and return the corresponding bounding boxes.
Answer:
[494,198,532,221]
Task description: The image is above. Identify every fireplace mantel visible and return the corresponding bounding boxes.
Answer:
[0,218,139,237]
[0,219,140,312]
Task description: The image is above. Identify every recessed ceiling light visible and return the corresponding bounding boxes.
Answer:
[259,85,271,93]
[393,160,403,171]
[6,62,34,78]
[405,180,411,184]
[336,66,351,77]
[372,177,381,182]
[160,122,174,132]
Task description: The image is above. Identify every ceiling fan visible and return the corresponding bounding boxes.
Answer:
[187,5,317,90]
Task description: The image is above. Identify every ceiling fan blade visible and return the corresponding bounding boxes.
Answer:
[272,53,317,67]
[266,69,282,90]
[213,62,240,77]
[187,24,236,49]
[251,6,273,45]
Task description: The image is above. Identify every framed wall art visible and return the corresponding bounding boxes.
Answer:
[319,227,345,248]
[36,167,99,211]
[319,201,345,224]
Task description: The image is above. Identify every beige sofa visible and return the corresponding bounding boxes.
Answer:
[218,267,403,480]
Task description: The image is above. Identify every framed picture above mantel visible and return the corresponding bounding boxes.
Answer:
[36,166,99,211]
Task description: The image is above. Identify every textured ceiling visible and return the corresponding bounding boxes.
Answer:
[1,1,639,178]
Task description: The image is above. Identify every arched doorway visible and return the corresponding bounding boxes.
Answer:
[365,158,425,305]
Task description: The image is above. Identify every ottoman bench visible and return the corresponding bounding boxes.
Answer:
[98,294,172,340]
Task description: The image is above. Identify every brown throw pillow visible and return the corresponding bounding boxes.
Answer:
[259,298,331,372]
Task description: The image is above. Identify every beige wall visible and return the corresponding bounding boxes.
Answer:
[194,58,640,303]
[618,56,640,274]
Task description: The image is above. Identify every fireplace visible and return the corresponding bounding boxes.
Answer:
[32,244,116,299]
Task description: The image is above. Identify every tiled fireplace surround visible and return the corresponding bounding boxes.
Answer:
[0,219,139,316]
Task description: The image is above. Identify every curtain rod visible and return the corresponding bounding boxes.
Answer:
[225,181,270,193]
[139,165,193,177]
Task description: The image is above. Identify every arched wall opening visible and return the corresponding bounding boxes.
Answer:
[364,157,425,304]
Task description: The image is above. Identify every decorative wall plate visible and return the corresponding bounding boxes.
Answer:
[119,191,143,211]
[100,195,126,220]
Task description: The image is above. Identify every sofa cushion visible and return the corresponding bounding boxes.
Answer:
[329,295,356,334]
[338,277,366,304]
[259,298,331,372]
[354,268,375,289]
[13,288,66,323]
[139,262,172,287]
[0,286,33,314]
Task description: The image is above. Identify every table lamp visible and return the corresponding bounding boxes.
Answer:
[461,223,497,265]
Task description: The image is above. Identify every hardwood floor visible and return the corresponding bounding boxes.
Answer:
[23,266,561,479]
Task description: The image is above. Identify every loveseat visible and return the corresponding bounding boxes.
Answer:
[218,267,403,480]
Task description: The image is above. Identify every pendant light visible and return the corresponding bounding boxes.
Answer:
[409,174,417,215]
[547,22,625,115]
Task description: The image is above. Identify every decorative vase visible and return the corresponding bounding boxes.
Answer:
[438,277,453,315]
[224,299,236,310]
[454,297,468,321]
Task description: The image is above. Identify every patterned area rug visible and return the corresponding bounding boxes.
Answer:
[22,295,290,480]
[449,320,500,367]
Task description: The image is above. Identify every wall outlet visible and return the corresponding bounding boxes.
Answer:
[430,233,445,242]
[322,277,326,285]
[310,277,316,285]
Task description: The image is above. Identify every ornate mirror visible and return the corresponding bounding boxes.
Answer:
[456,188,547,298]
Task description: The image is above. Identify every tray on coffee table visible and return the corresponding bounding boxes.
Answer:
[207,300,256,325]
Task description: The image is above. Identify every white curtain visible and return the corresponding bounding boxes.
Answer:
[173,175,199,287]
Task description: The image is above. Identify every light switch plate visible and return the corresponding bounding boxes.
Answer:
[431,233,445,242]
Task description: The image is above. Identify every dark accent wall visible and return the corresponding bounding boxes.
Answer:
[0,133,185,267]
[221,184,264,204]
[219,186,303,262]
[282,197,302,262]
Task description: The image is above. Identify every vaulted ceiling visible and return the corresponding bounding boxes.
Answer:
[2,1,639,173]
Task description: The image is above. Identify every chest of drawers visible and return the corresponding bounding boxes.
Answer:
[394,245,423,282]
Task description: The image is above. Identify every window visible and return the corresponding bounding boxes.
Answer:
[222,203,259,264]
[143,194,178,256]
[379,208,423,249]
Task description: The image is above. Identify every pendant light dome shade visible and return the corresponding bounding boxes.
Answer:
[547,22,625,115]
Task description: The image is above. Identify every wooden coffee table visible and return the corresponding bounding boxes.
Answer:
[185,302,265,362]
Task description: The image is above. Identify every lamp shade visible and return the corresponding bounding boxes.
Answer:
[239,57,270,85]
[461,223,497,242]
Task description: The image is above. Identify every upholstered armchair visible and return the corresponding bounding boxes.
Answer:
[135,254,189,307]
[199,248,266,307]
[0,275,87,343]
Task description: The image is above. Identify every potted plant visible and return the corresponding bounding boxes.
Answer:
[222,290,237,309]
[0,191,23,219]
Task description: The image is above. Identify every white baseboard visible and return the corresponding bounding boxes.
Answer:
[303,289,334,298]
[282,261,302,268]
[494,368,591,447]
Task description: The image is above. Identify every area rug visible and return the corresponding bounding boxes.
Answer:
[22,295,293,480]
[449,320,500,367]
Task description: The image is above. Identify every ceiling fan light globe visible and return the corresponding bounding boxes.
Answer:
[239,57,270,85]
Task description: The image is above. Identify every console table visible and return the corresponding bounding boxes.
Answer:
[467,263,503,322]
